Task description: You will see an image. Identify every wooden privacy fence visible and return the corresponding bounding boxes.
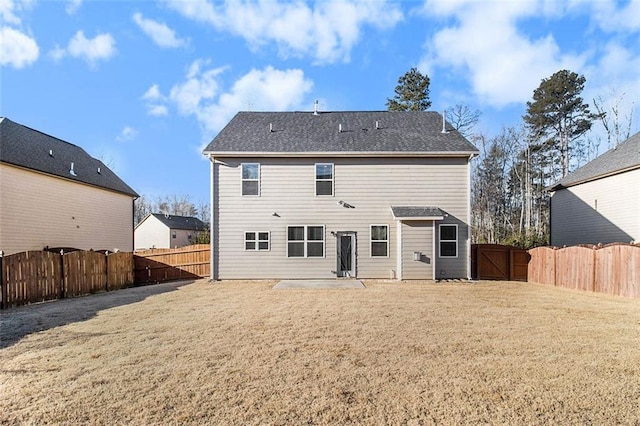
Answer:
[1,250,134,309]
[528,244,640,298]
[471,244,530,281]
[134,244,210,284]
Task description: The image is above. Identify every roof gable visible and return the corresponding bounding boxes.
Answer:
[549,131,640,190]
[0,117,138,197]
[203,111,479,156]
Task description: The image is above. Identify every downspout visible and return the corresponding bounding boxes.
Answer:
[209,154,216,281]
[467,153,474,280]
[396,220,403,280]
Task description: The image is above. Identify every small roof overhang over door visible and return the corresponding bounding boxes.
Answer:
[390,206,446,221]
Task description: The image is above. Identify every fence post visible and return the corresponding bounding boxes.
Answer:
[0,251,6,310]
[59,249,66,299]
[105,251,110,292]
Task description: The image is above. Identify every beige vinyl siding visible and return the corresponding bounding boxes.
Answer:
[401,221,434,280]
[214,157,471,279]
[134,216,170,250]
[551,168,640,246]
[0,163,134,255]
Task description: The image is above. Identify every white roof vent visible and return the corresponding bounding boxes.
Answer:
[313,100,319,115]
[70,162,77,176]
[49,149,54,157]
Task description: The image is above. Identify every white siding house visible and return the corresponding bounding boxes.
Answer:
[135,214,206,250]
[549,131,640,246]
[203,111,479,280]
[0,117,138,255]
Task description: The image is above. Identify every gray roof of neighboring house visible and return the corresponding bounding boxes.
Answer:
[203,111,479,156]
[391,206,446,219]
[149,214,206,231]
[0,117,138,197]
[549,131,640,191]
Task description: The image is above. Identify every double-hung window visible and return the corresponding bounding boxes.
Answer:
[370,225,389,257]
[287,225,325,258]
[439,224,458,257]
[245,232,270,251]
[241,163,260,196]
[315,163,333,196]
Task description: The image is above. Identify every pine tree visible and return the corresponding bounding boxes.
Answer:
[386,67,431,111]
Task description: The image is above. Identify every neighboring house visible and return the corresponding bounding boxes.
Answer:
[203,111,479,280]
[548,131,640,247]
[0,117,138,255]
[134,213,206,250]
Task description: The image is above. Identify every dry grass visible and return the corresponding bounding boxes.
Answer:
[2,279,640,425]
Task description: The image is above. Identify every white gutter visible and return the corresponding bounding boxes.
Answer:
[202,151,479,159]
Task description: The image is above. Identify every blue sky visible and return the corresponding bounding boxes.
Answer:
[2,0,639,205]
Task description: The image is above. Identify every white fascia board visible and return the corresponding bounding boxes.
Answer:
[202,151,478,158]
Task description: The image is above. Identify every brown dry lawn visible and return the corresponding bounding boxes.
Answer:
[1,279,640,425]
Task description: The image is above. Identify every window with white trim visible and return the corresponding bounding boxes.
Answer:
[245,231,270,251]
[315,163,333,196]
[241,163,260,196]
[439,224,458,257]
[370,225,389,257]
[287,225,325,257]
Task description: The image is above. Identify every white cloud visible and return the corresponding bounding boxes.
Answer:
[165,0,403,64]
[419,0,584,107]
[0,0,30,26]
[142,84,169,116]
[66,0,82,15]
[51,30,116,66]
[582,0,640,32]
[0,26,39,68]
[132,12,188,48]
[166,60,313,136]
[116,126,138,142]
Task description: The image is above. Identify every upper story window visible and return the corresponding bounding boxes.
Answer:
[241,163,260,196]
[315,163,333,196]
[439,224,458,258]
[370,225,389,257]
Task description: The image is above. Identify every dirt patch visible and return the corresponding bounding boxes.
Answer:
[2,280,639,424]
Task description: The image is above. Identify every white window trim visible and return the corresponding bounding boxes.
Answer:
[439,224,458,258]
[370,224,389,258]
[244,231,270,251]
[241,163,260,196]
[315,163,334,197]
[286,225,325,258]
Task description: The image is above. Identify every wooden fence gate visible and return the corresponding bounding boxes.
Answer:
[471,244,530,281]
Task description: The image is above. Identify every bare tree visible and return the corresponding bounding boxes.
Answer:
[593,89,635,150]
[447,104,482,138]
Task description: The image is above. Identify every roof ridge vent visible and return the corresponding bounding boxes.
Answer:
[69,162,77,176]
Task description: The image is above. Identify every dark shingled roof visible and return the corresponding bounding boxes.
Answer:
[150,214,206,231]
[391,206,446,219]
[0,117,138,197]
[549,131,640,190]
[203,111,479,155]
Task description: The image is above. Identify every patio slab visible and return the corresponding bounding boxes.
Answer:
[273,280,365,289]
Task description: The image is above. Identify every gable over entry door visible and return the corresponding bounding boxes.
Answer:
[337,232,356,277]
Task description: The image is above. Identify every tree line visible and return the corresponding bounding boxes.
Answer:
[388,68,635,248]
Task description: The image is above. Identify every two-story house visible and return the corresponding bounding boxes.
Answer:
[203,111,479,280]
[0,117,138,255]
[548,131,640,246]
